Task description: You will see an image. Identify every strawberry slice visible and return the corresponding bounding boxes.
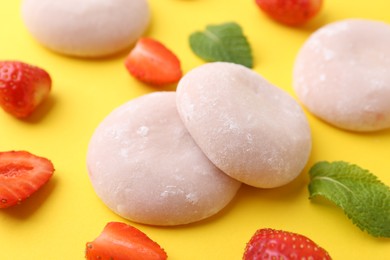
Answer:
[86,222,167,260]
[243,228,332,259]
[124,37,182,86]
[0,151,54,208]
[255,0,323,26]
[0,61,51,118]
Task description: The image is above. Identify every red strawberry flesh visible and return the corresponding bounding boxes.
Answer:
[243,228,332,260]
[0,61,51,118]
[124,37,182,86]
[86,222,167,260]
[255,0,323,26]
[0,151,54,208]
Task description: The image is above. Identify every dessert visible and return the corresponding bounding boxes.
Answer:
[293,19,390,131]
[86,92,241,226]
[176,62,312,188]
[21,0,150,57]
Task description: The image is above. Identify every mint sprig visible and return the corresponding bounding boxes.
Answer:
[189,22,253,68]
[308,161,390,238]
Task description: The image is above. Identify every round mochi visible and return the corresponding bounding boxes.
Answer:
[176,62,312,188]
[21,0,150,57]
[86,92,241,226]
[293,19,390,131]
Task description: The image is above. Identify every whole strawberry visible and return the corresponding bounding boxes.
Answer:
[243,228,332,259]
[255,0,323,26]
[0,61,51,118]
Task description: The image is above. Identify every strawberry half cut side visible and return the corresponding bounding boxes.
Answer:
[124,37,182,86]
[86,222,168,260]
[0,150,54,208]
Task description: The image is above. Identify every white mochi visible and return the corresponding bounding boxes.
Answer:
[86,92,241,226]
[21,0,150,57]
[293,19,390,131]
[176,62,312,188]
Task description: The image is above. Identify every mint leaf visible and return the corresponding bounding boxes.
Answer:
[189,22,253,68]
[308,161,390,238]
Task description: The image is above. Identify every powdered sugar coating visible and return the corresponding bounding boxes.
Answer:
[21,0,150,57]
[293,19,390,131]
[86,92,241,226]
[176,62,312,188]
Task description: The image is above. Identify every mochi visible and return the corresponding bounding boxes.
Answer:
[293,19,390,131]
[176,62,312,188]
[86,92,241,226]
[21,0,150,57]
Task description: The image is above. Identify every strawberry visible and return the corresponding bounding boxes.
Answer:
[0,151,54,208]
[124,37,182,86]
[243,228,332,260]
[85,222,168,260]
[255,0,323,26]
[0,61,51,118]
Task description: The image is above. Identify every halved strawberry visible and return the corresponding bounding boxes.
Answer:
[0,150,54,208]
[86,222,167,260]
[243,228,332,259]
[124,37,182,86]
[0,61,51,118]
[255,0,323,26]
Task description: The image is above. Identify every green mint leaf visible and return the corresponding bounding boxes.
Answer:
[189,22,253,68]
[308,161,390,238]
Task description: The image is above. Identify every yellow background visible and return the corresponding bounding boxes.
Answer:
[1,0,390,259]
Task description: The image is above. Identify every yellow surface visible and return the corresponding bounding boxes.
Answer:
[1,0,390,259]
